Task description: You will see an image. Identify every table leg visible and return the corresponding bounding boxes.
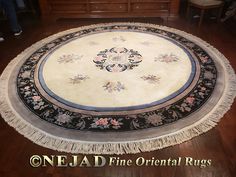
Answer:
[217,6,223,22]
[186,4,190,20]
[198,9,205,28]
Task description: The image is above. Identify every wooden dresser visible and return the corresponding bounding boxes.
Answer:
[39,0,180,19]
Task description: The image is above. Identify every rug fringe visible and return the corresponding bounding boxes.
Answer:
[0,23,235,154]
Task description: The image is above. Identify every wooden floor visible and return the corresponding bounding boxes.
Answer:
[0,16,235,177]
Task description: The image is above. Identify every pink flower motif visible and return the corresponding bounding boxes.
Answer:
[133,55,142,62]
[32,96,41,102]
[199,56,208,63]
[111,119,119,126]
[95,118,108,126]
[156,54,179,63]
[95,56,103,62]
[186,96,195,105]
[116,47,125,53]
[111,65,122,72]
[164,56,173,63]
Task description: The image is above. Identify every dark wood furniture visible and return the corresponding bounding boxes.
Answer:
[186,0,224,27]
[16,0,37,15]
[39,0,180,19]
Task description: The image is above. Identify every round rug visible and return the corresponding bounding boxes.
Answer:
[0,23,235,154]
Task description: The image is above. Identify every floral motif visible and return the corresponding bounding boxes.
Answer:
[88,41,99,46]
[31,95,45,110]
[69,74,89,84]
[113,26,128,30]
[56,113,71,124]
[204,71,214,80]
[93,47,143,72]
[103,81,125,93]
[91,118,123,129]
[20,70,31,79]
[46,43,56,49]
[112,36,126,42]
[199,55,209,63]
[95,118,108,126]
[141,41,152,46]
[146,114,163,126]
[57,54,83,64]
[176,95,196,112]
[155,54,179,63]
[141,75,160,84]
[185,96,195,105]
[32,95,41,102]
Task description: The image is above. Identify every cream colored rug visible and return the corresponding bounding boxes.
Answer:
[0,23,235,154]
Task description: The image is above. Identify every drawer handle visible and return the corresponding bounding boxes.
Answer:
[136,6,139,9]
[119,5,122,9]
[161,5,165,9]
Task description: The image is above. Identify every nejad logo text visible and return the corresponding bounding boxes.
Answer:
[30,155,212,168]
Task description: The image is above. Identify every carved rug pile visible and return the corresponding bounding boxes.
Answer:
[0,23,235,154]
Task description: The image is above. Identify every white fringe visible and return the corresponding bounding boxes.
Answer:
[0,23,235,154]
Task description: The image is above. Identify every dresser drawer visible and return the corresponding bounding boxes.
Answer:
[48,0,87,3]
[131,2,169,12]
[40,0,180,19]
[50,3,87,13]
[89,0,127,3]
[131,0,170,2]
[90,4,128,12]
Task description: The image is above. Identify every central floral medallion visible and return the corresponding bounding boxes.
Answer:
[93,47,143,72]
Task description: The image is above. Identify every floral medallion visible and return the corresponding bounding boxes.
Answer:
[93,47,143,72]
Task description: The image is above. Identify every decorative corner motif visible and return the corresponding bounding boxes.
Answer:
[112,36,126,42]
[140,41,152,46]
[155,53,179,63]
[141,75,160,84]
[103,81,125,93]
[57,54,83,64]
[88,41,99,46]
[69,74,90,84]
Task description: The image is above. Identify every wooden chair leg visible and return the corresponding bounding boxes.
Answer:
[198,9,205,28]
[28,0,36,15]
[186,4,190,20]
[166,16,169,24]
[217,6,223,22]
